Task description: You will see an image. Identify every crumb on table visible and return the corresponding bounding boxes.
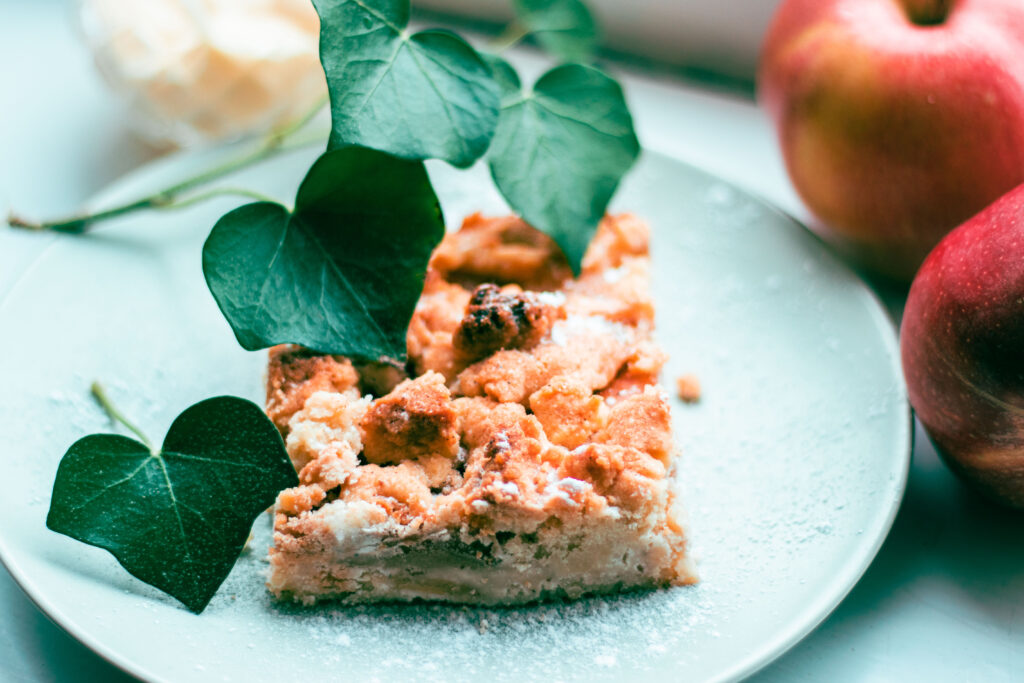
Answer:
[675,373,701,403]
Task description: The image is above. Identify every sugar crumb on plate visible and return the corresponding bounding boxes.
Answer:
[675,373,702,403]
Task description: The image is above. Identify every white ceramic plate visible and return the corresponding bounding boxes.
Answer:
[0,144,910,683]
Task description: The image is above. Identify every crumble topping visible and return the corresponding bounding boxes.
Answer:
[266,213,697,604]
[266,347,358,433]
[274,384,677,531]
[359,372,458,465]
[429,213,572,291]
[453,284,565,362]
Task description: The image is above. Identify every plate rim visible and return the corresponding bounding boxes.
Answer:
[0,143,912,683]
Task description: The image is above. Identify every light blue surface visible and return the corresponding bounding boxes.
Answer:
[0,2,1021,682]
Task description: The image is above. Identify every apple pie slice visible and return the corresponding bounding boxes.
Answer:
[266,213,698,605]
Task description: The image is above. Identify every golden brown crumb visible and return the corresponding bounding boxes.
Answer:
[359,372,459,465]
[558,443,666,513]
[597,386,674,465]
[266,346,359,434]
[452,396,528,451]
[529,375,607,449]
[429,212,572,291]
[676,373,702,403]
[284,389,368,472]
[566,258,655,326]
[276,484,326,517]
[600,340,667,403]
[343,462,434,522]
[580,213,651,273]
[455,321,636,405]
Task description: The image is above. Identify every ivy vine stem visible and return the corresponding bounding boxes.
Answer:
[152,186,285,212]
[490,21,530,53]
[7,93,328,233]
[89,381,155,452]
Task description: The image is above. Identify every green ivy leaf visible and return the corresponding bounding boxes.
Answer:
[513,0,599,63]
[202,146,444,362]
[46,397,297,614]
[487,59,639,272]
[314,0,500,168]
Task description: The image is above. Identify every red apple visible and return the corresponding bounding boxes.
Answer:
[759,0,1024,281]
[901,183,1024,508]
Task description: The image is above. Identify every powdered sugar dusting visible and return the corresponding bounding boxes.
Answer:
[495,481,519,498]
[208,514,720,682]
[536,291,566,307]
[548,315,631,348]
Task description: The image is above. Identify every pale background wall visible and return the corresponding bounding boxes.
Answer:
[419,0,782,87]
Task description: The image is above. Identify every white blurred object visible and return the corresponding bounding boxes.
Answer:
[418,0,779,85]
[78,0,325,147]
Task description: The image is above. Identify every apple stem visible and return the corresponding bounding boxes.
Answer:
[901,0,954,26]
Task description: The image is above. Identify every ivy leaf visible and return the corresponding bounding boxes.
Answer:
[46,396,297,614]
[513,0,599,63]
[487,60,639,272]
[314,0,500,168]
[202,146,444,362]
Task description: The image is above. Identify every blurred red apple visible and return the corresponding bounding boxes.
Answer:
[759,0,1024,281]
[901,183,1024,508]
